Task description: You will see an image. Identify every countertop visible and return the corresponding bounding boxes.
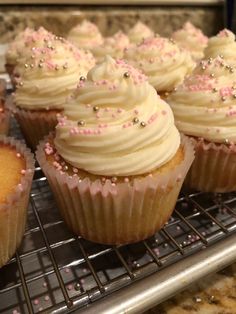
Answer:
[145,263,236,314]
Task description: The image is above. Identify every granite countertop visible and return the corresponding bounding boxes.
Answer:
[145,263,236,314]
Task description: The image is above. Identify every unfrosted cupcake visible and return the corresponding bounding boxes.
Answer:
[67,20,103,50]
[0,136,34,267]
[172,22,208,61]
[36,56,194,245]
[11,36,95,149]
[91,31,130,63]
[204,29,236,65]
[5,27,34,76]
[0,79,10,135]
[127,21,154,44]
[168,56,236,192]
[124,36,195,96]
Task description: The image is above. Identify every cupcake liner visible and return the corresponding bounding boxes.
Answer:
[185,137,236,193]
[9,98,60,150]
[36,134,194,245]
[0,109,10,135]
[0,136,35,267]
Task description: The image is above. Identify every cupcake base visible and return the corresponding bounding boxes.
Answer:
[185,137,236,193]
[9,99,60,150]
[0,136,35,267]
[36,134,194,245]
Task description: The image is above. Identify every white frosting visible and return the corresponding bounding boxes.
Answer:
[172,22,208,61]
[124,37,195,92]
[55,56,180,176]
[204,29,236,65]
[168,56,236,143]
[14,37,95,110]
[128,21,154,44]
[91,31,130,63]
[67,20,103,50]
[6,28,35,65]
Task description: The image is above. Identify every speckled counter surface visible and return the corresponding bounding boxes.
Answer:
[144,263,236,314]
[0,5,223,43]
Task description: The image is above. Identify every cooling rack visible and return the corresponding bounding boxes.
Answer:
[0,118,236,314]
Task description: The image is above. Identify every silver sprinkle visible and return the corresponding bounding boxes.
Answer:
[140,121,146,127]
[80,76,86,81]
[133,117,139,124]
[93,106,99,112]
[77,120,85,126]
[124,72,130,78]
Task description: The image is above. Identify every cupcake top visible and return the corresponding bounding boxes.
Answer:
[127,21,154,44]
[67,20,104,50]
[204,29,236,65]
[14,36,95,111]
[54,56,180,176]
[91,31,130,63]
[172,22,208,61]
[124,36,195,92]
[167,56,236,143]
[6,27,35,65]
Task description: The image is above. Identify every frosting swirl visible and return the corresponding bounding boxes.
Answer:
[14,36,95,110]
[91,31,130,63]
[172,22,208,61]
[204,29,236,65]
[128,21,154,44]
[67,20,104,50]
[6,27,35,65]
[124,37,195,92]
[168,56,236,143]
[55,56,180,176]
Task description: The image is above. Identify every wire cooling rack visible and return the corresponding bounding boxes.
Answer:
[0,119,236,314]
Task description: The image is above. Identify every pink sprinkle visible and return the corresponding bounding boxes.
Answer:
[44,296,50,302]
[134,109,139,115]
[112,113,116,118]
[18,184,23,192]
[117,108,123,113]
[161,110,167,115]
[216,128,220,133]
[12,310,19,314]
[86,104,91,108]
[124,177,129,183]
[122,124,128,128]
[21,169,26,175]
[80,278,85,284]
[42,282,47,288]
[176,174,182,182]
[82,268,87,273]
[67,284,73,291]
[96,113,100,118]
[16,153,21,158]
[73,168,78,174]
[39,308,43,312]
[33,299,39,306]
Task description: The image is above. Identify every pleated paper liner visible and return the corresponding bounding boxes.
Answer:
[0,109,10,135]
[9,98,60,150]
[0,136,35,268]
[36,134,194,245]
[185,137,236,193]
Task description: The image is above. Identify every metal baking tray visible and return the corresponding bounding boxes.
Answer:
[0,119,236,314]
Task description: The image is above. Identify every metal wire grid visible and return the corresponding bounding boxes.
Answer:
[0,120,236,313]
[0,167,236,314]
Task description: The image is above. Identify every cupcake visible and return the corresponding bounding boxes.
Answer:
[67,20,103,50]
[172,22,208,61]
[204,29,236,65]
[91,31,130,63]
[36,56,194,245]
[124,36,195,96]
[168,56,236,192]
[0,136,34,267]
[0,79,10,135]
[127,21,154,44]
[11,35,95,149]
[5,27,34,77]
